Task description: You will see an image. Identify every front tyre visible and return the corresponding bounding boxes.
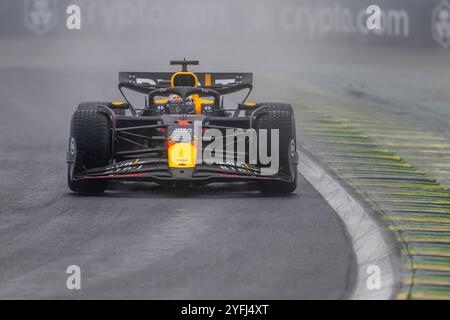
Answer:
[254,103,297,195]
[67,104,112,193]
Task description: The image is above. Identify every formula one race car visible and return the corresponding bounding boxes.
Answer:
[67,60,298,194]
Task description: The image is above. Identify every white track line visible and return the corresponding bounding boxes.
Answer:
[298,148,401,299]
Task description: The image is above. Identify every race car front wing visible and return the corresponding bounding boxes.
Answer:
[72,159,292,184]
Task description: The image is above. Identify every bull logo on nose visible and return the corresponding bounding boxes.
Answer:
[433,0,450,48]
[24,0,57,35]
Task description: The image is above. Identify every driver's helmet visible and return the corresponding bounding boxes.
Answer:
[169,94,182,104]
[168,94,194,105]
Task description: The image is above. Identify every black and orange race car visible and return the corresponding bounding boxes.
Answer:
[67,60,298,194]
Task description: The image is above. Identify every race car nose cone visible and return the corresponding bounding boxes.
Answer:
[170,168,194,179]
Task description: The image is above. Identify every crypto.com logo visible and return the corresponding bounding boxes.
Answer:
[432,0,450,48]
[24,0,57,35]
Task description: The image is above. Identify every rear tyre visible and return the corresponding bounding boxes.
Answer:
[67,103,112,193]
[254,103,297,195]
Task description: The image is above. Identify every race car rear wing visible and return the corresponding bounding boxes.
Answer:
[119,72,252,90]
[118,68,253,113]
[118,72,253,108]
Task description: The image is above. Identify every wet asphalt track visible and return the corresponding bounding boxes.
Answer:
[0,68,356,299]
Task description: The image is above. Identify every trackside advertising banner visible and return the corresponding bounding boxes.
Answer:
[0,0,449,48]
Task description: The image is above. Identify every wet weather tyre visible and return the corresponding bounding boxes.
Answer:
[67,103,112,193]
[254,103,297,195]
